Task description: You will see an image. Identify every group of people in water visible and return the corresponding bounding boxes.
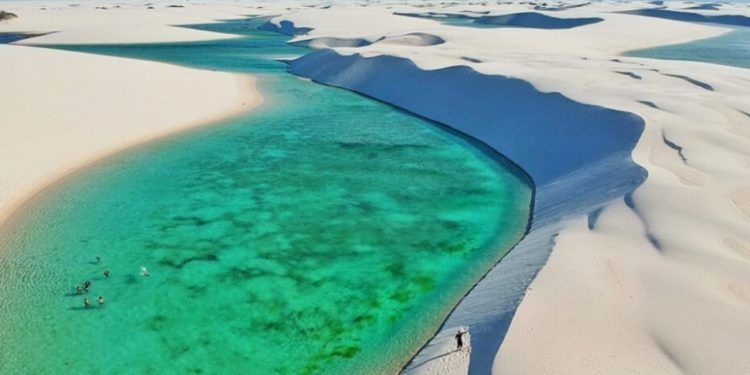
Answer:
[82,295,105,308]
[74,256,151,309]
[75,258,109,308]
[76,281,105,308]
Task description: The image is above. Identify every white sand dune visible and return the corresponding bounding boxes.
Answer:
[374,32,445,47]
[1,1,268,223]
[0,2,259,33]
[292,32,445,49]
[271,3,750,374]
[0,44,260,225]
[0,0,291,44]
[16,24,240,45]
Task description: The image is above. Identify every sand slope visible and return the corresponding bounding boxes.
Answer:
[270,4,750,374]
[0,44,260,224]
[0,2,256,33]
[16,24,239,45]
[0,0,282,44]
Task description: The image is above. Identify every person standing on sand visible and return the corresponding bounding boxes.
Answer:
[455,329,468,351]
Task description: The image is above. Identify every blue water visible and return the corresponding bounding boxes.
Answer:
[625,28,750,69]
[393,12,498,28]
[0,32,42,43]
[0,18,532,374]
[621,8,750,27]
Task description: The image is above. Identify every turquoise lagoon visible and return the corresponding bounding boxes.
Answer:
[0,19,532,374]
[626,27,750,69]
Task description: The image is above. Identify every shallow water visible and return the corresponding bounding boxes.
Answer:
[625,27,750,69]
[394,12,497,28]
[0,19,532,374]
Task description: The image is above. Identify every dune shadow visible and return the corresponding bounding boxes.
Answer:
[621,8,750,27]
[475,12,603,29]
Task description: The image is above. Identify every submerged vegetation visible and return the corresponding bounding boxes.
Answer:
[0,10,18,21]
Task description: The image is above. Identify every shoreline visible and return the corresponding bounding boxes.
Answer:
[288,49,646,375]
[302,74,539,374]
[0,76,261,227]
[269,4,750,374]
[0,44,262,227]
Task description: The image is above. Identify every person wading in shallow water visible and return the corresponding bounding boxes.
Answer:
[84,297,91,309]
[455,329,468,351]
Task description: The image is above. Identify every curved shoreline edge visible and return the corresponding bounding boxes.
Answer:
[0,44,262,227]
[287,50,646,373]
[0,79,261,224]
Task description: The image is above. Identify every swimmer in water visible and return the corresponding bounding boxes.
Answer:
[84,297,90,308]
[97,296,105,306]
[141,267,150,277]
[103,269,110,278]
[96,256,101,264]
[83,280,92,292]
[76,285,83,294]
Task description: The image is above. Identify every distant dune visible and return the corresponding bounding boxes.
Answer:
[292,32,444,49]
[258,20,311,35]
[273,4,750,374]
[623,8,750,27]
[475,12,603,29]
[16,24,240,45]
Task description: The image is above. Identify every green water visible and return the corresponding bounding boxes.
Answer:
[625,28,750,69]
[0,19,532,374]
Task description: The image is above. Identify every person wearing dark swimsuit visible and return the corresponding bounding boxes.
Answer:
[455,329,467,350]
